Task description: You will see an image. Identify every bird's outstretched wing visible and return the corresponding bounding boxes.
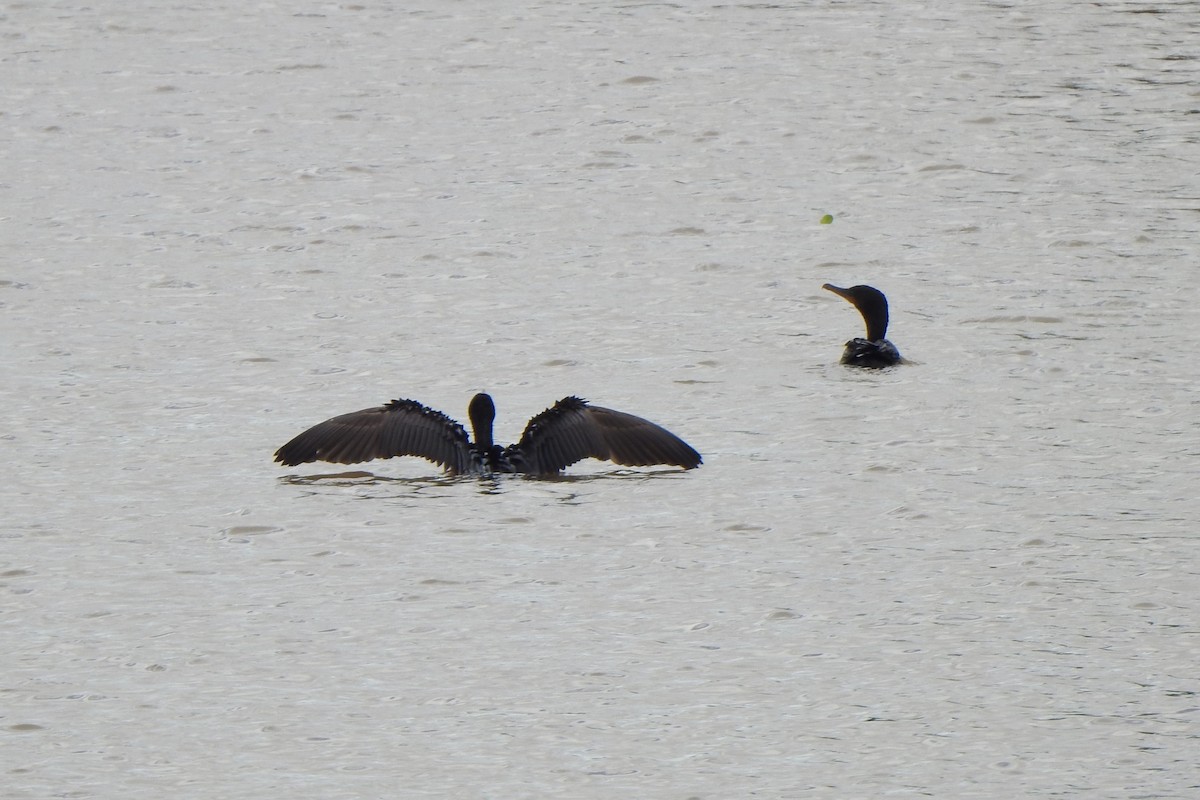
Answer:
[274,399,477,473]
[509,396,702,475]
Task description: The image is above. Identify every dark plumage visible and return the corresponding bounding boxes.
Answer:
[274,392,702,476]
[822,283,902,368]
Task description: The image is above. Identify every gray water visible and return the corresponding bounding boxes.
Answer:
[3,2,1199,798]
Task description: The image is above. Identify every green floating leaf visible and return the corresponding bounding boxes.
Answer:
[819,214,834,225]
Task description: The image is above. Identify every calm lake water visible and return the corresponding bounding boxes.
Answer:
[4,2,1198,798]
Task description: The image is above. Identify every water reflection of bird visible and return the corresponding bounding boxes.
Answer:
[274,392,702,476]
[822,283,902,368]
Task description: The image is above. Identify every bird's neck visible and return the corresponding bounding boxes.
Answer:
[863,309,888,342]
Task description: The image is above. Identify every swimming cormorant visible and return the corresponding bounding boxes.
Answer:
[822,283,902,368]
[274,392,702,476]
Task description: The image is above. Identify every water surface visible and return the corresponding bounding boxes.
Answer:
[3,2,1198,798]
